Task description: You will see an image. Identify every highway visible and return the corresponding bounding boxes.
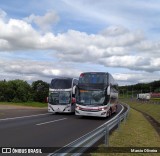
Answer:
[0,104,125,154]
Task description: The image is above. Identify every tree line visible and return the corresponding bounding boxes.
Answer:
[0,80,49,103]
[119,80,160,97]
[1,78,160,102]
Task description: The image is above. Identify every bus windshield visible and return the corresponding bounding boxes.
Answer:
[77,90,105,106]
[50,79,72,89]
[79,73,104,84]
[49,91,71,105]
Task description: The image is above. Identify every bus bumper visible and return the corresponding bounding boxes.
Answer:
[75,109,108,117]
[48,104,73,113]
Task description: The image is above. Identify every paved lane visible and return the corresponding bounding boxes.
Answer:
[0,105,47,119]
[0,104,123,149]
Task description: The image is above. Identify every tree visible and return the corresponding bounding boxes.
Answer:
[31,80,49,102]
[14,80,31,102]
[0,80,8,101]
[119,79,160,98]
[0,80,31,102]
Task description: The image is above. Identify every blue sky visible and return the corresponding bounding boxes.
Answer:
[0,0,160,85]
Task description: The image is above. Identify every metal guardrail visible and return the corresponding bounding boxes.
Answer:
[49,104,130,156]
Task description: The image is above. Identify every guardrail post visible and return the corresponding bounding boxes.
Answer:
[117,117,121,130]
[126,108,130,119]
[104,125,109,147]
[124,113,127,124]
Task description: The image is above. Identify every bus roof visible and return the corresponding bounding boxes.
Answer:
[50,77,74,89]
[80,72,108,75]
[78,72,117,90]
[51,77,74,80]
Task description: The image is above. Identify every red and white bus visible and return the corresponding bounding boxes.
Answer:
[75,72,118,117]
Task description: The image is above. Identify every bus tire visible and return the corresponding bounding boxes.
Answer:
[108,109,111,117]
[115,105,118,113]
[110,108,112,116]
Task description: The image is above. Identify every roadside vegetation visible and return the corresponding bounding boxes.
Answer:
[92,109,160,156]
[119,79,160,98]
[121,99,160,123]
[0,79,49,104]
[150,98,160,102]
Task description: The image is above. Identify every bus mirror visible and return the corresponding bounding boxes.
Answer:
[72,97,76,104]
[107,86,110,95]
[46,97,48,103]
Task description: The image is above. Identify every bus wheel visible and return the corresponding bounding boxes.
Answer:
[108,109,111,117]
[115,105,118,113]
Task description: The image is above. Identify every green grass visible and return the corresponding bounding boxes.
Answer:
[121,99,160,123]
[0,102,47,108]
[92,109,160,156]
[150,98,160,102]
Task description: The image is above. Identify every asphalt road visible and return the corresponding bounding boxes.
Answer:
[0,104,124,154]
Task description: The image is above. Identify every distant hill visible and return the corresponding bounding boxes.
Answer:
[119,80,160,97]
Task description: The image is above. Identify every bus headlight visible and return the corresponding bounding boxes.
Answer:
[76,106,80,110]
[98,107,107,111]
[98,108,104,111]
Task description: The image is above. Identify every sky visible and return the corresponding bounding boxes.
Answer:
[0,0,160,86]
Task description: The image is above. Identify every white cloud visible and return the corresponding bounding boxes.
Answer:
[62,0,160,32]
[0,18,39,50]
[0,15,160,72]
[98,55,160,72]
[0,59,81,81]
[0,9,7,19]
[24,10,59,31]
[100,25,129,36]
[0,39,10,50]
[113,72,160,86]
[1,57,159,86]
[0,9,160,85]
[135,40,160,53]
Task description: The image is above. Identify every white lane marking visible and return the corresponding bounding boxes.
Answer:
[36,118,67,126]
[0,113,50,121]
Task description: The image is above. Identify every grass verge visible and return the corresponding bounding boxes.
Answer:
[121,99,160,123]
[92,109,160,156]
[0,102,47,108]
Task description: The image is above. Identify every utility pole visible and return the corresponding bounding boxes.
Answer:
[123,90,124,98]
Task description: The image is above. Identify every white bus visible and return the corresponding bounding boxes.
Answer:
[75,72,118,117]
[48,77,78,113]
